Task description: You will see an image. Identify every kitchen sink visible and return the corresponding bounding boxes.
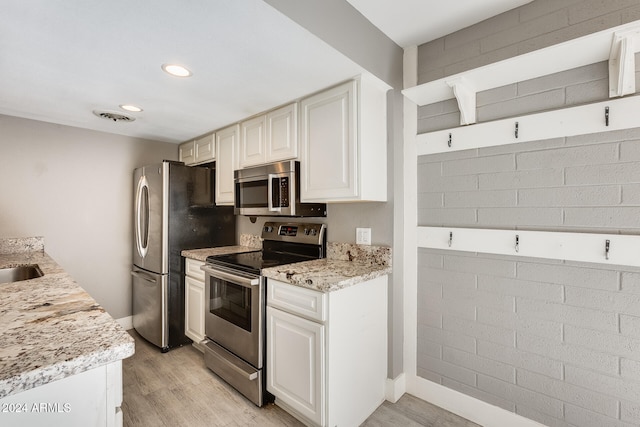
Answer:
[0,265,44,284]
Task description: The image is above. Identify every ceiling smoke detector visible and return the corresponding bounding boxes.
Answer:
[93,110,136,122]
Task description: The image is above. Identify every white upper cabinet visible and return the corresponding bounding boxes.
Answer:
[300,75,389,202]
[240,103,298,168]
[178,140,195,164]
[216,124,239,205]
[266,103,298,163]
[239,115,266,168]
[179,133,216,166]
[195,133,215,164]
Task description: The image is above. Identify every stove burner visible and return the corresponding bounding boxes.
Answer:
[205,250,318,275]
[206,222,326,275]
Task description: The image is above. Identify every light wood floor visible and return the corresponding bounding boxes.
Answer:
[122,330,480,427]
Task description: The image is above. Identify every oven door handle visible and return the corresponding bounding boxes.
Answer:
[200,265,260,288]
[204,341,259,381]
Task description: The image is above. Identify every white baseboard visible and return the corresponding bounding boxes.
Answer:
[385,373,406,403]
[408,376,546,427]
[116,316,133,331]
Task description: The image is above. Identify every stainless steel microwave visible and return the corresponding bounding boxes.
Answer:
[234,160,326,217]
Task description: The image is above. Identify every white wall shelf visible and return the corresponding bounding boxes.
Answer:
[416,94,640,155]
[403,21,640,108]
[417,226,640,268]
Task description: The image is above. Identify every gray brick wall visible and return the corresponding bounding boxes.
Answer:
[418,126,640,233]
[417,0,640,85]
[418,251,640,427]
[415,1,640,426]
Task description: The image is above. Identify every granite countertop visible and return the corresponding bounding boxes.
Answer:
[265,241,392,292]
[262,258,392,293]
[181,233,262,261]
[181,234,392,293]
[0,248,135,399]
[181,245,259,261]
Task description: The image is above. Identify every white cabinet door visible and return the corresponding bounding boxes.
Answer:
[266,276,388,427]
[267,306,325,426]
[184,258,206,343]
[300,75,388,202]
[300,80,357,201]
[266,103,298,163]
[178,141,195,165]
[194,133,215,164]
[185,275,205,343]
[0,362,123,427]
[216,124,239,205]
[239,115,266,168]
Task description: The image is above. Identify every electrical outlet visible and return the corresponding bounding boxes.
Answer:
[356,227,372,245]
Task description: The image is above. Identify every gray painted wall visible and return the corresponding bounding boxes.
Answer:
[261,0,405,378]
[0,115,178,319]
[416,1,640,426]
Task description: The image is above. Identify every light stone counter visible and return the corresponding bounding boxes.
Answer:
[262,242,392,293]
[0,247,134,399]
[181,236,392,293]
[181,245,259,261]
[181,233,262,261]
[262,258,391,292]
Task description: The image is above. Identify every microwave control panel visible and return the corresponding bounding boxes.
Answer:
[271,177,289,207]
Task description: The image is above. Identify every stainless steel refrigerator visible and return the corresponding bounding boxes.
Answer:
[132,161,235,352]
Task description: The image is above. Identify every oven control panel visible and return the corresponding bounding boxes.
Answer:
[262,222,326,245]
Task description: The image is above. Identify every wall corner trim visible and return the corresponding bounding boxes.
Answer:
[116,316,133,331]
[385,373,406,403]
[416,95,640,155]
[409,376,547,427]
[417,226,640,268]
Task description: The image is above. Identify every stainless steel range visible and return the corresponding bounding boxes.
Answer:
[200,221,326,406]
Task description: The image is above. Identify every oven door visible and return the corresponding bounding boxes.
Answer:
[201,265,264,369]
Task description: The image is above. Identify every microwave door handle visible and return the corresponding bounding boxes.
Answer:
[267,174,282,212]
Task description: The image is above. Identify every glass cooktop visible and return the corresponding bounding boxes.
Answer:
[206,250,317,276]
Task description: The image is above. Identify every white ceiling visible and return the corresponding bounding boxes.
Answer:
[346,0,533,48]
[0,0,531,144]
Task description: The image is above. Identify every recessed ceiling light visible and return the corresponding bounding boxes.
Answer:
[161,64,192,77]
[120,104,143,112]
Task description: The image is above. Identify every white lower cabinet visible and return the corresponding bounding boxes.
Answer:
[184,258,206,343]
[266,276,388,427]
[0,361,123,427]
[267,307,325,425]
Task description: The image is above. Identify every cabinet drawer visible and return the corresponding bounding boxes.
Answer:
[267,279,326,322]
[185,258,205,281]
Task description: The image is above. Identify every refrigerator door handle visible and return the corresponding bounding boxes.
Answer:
[131,270,157,284]
[135,174,150,258]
